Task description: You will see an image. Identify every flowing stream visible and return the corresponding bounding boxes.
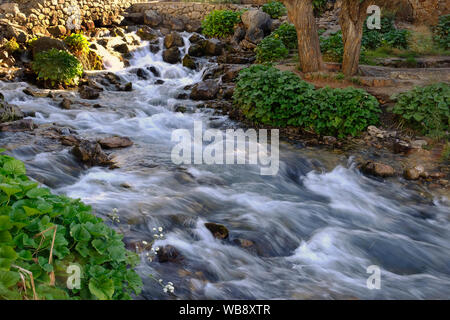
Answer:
[1,33,449,300]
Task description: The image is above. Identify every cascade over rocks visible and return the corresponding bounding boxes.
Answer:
[162,46,181,64]
[164,32,184,49]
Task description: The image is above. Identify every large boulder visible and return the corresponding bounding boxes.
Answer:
[204,39,223,56]
[188,42,206,57]
[190,80,219,101]
[162,47,181,64]
[31,37,68,57]
[204,223,229,240]
[79,85,101,100]
[362,161,395,178]
[182,54,196,70]
[144,10,163,27]
[164,32,184,49]
[0,119,35,132]
[136,26,159,41]
[241,9,272,44]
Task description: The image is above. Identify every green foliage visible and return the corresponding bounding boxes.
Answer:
[261,1,286,19]
[201,10,242,38]
[442,142,450,162]
[233,65,381,137]
[255,36,289,63]
[64,33,90,54]
[4,38,19,53]
[320,31,368,63]
[32,49,83,86]
[312,0,328,16]
[271,23,298,49]
[363,16,409,49]
[433,14,450,50]
[0,152,142,300]
[392,83,450,138]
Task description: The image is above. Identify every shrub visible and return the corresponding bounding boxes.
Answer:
[255,37,289,63]
[0,152,142,300]
[5,38,19,53]
[233,65,315,127]
[233,65,381,137]
[201,10,242,38]
[32,49,83,86]
[392,83,450,138]
[64,33,90,54]
[312,0,328,16]
[271,23,298,49]
[261,1,286,19]
[433,14,450,50]
[320,31,368,63]
[363,16,409,50]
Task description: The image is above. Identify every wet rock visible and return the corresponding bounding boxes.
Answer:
[155,79,165,85]
[362,161,395,178]
[222,65,246,82]
[157,245,183,263]
[79,85,100,100]
[71,140,111,167]
[188,42,206,57]
[393,140,411,154]
[188,33,203,44]
[204,222,229,240]
[190,80,219,101]
[118,82,133,92]
[143,10,162,27]
[1,101,23,123]
[132,68,149,80]
[149,43,160,53]
[59,98,72,110]
[411,140,427,149]
[323,136,337,145]
[162,47,181,64]
[164,32,184,49]
[136,26,159,41]
[98,136,133,149]
[60,135,80,146]
[23,87,50,98]
[204,39,223,56]
[404,168,420,180]
[182,54,196,70]
[31,37,68,57]
[175,105,187,113]
[147,66,160,77]
[0,119,35,132]
[113,43,130,55]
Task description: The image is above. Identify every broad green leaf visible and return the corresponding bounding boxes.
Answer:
[89,278,114,300]
[3,160,26,176]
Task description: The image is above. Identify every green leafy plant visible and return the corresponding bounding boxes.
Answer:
[64,33,90,54]
[233,65,381,137]
[320,31,368,63]
[312,0,328,16]
[363,16,409,50]
[261,1,287,19]
[0,152,142,300]
[271,23,298,49]
[255,36,289,63]
[4,38,19,53]
[31,49,83,86]
[201,10,242,38]
[392,83,450,138]
[433,14,450,50]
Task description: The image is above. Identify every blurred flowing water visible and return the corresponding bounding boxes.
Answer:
[1,33,449,300]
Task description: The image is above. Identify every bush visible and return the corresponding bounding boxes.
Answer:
[64,33,90,54]
[363,16,409,50]
[4,38,19,53]
[255,37,289,63]
[233,65,381,137]
[261,1,286,19]
[0,152,142,300]
[271,23,298,49]
[32,49,83,86]
[320,31,368,63]
[392,83,450,138]
[201,10,242,38]
[433,15,450,50]
[312,0,328,16]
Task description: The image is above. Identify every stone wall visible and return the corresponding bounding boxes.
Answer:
[128,2,256,22]
[409,0,449,24]
[0,0,147,32]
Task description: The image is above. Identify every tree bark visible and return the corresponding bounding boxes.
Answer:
[339,0,374,76]
[282,0,324,73]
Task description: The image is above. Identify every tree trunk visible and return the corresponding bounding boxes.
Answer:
[283,0,324,73]
[339,0,373,76]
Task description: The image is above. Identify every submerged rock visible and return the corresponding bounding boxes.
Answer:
[136,26,159,41]
[157,245,183,263]
[0,119,35,132]
[204,222,229,240]
[79,85,100,100]
[182,54,196,70]
[164,32,184,49]
[0,101,23,123]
